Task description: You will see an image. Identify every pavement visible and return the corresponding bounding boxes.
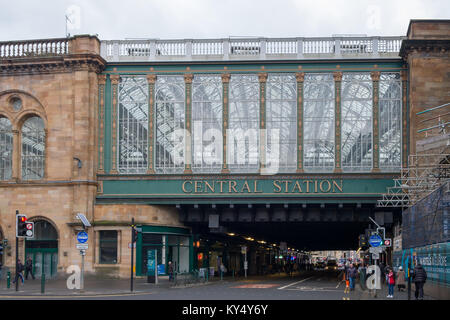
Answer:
[0,272,436,300]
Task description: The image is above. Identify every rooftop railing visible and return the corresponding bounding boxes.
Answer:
[101,36,405,62]
[0,38,70,58]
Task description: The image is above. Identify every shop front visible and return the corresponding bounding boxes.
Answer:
[135,225,193,277]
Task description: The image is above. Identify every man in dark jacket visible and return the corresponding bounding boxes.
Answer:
[412,264,427,300]
[25,257,35,280]
[12,259,24,284]
[346,263,358,291]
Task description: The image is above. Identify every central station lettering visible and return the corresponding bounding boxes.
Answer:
[181,179,343,194]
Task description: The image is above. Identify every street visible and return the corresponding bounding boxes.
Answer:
[0,269,425,300]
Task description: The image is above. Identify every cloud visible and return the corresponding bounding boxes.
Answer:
[0,0,448,41]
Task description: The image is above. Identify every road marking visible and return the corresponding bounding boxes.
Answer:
[277,276,314,290]
[233,284,279,289]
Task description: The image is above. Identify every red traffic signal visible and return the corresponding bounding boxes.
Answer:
[16,215,34,238]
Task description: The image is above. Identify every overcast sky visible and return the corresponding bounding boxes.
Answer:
[0,0,448,41]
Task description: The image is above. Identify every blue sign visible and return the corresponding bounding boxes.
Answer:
[369,234,383,247]
[77,231,88,244]
[157,264,165,275]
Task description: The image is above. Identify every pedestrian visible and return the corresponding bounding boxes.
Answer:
[396,266,406,292]
[358,263,367,290]
[25,257,35,280]
[412,264,427,300]
[387,267,395,298]
[168,261,174,282]
[12,259,24,284]
[347,263,357,291]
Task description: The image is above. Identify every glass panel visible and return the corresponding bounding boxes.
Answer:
[0,117,12,180]
[118,76,148,174]
[34,252,42,277]
[44,253,51,278]
[266,74,297,173]
[379,72,401,171]
[21,116,45,180]
[303,73,335,172]
[341,73,373,172]
[51,252,58,277]
[228,74,259,173]
[34,220,58,240]
[155,76,185,174]
[99,230,117,264]
[192,75,223,173]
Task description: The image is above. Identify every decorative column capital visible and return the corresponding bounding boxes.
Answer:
[333,71,343,82]
[221,73,231,83]
[258,72,268,83]
[184,73,194,84]
[370,71,381,81]
[147,74,157,84]
[296,72,305,83]
[98,74,107,85]
[110,74,120,85]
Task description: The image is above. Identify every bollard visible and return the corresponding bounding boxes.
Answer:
[7,271,10,289]
[41,274,45,294]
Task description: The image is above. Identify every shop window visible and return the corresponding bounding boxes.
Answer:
[99,230,118,264]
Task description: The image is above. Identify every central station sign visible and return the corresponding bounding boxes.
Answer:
[98,177,395,202]
[182,179,343,194]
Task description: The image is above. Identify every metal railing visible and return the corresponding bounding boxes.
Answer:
[100,36,405,62]
[0,38,70,58]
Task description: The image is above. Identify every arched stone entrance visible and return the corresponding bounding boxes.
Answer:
[25,219,58,279]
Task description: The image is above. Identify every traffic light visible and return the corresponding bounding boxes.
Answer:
[16,215,34,238]
[359,234,368,250]
[16,215,27,237]
[132,227,138,243]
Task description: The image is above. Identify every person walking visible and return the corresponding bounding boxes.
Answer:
[396,266,406,292]
[12,259,24,284]
[387,268,395,298]
[347,263,357,291]
[168,261,174,282]
[412,264,427,300]
[25,257,35,280]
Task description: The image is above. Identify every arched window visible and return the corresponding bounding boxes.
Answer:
[21,116,45,180]
[0,117,13,180]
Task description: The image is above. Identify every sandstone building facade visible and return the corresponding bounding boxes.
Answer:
[0,20,449,291]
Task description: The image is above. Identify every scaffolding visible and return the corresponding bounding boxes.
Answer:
[378,102,450,208]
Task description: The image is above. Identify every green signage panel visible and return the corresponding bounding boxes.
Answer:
[98,177,394,200]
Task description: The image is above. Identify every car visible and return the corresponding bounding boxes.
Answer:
[325,260,338,271]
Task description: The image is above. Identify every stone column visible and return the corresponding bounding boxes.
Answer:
[401,70,408,168]
[110,74,120,174]
[147,74,157,174]
[371,71,380,172]
[296,72,305,173]
[221,73,231,174]
[184,73,193,174]
[333,72,343,173]
[97,74,106,174]
[259,72,268,173]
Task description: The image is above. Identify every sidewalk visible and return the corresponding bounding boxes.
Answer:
[348,282,436,300]
[0,276,171,297]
